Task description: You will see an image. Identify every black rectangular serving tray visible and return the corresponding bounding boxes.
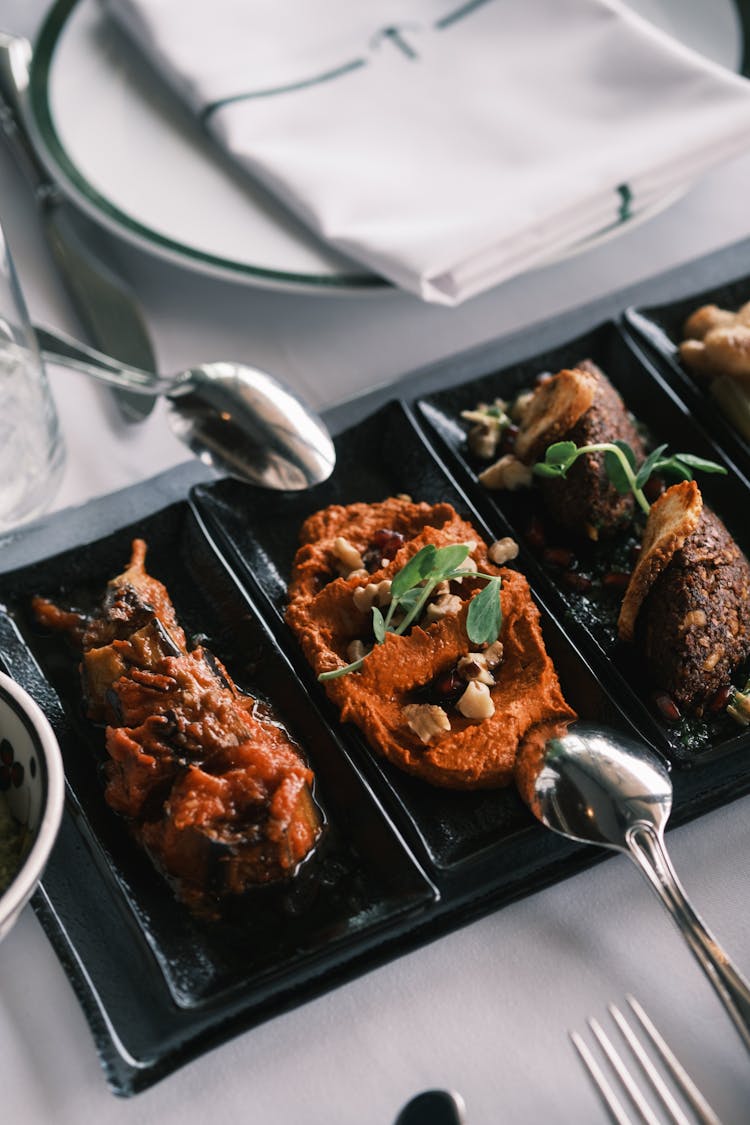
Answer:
[4,237,750,1096]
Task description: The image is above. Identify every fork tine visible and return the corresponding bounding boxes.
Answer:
[589,1017,662,1125]
[626,997,722,1125]
[570,1030,635,1125]
[572,1000,724,1125]
[609,1003,691,1125]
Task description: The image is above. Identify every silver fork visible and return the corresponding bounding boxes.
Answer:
[571,996,722,1125]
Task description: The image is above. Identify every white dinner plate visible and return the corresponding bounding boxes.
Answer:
[27,0,747,295]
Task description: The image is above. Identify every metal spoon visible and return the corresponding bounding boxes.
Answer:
[34,324,335,491]
[526,722,750,1053]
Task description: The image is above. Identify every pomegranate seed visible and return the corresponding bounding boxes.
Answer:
[708,684,732,713]
[602,571,631,590]
[430,669,463,705]
[525,517,546,550]
[543,547,574,569]
[561,571,592,592]
[653,691,681,722]
[363,528,405,571]
[435,671,461,695]
[374,528,404,557]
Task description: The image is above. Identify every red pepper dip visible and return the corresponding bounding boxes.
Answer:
[286,498,575,789]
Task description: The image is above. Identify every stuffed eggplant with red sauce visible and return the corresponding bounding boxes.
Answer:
[33,539,322,910]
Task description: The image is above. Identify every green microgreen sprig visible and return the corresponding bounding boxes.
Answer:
[532,440,726,515]
[318,543,503,682]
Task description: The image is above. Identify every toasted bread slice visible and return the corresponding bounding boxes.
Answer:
[618,481,703,642]
[514,368,597,463]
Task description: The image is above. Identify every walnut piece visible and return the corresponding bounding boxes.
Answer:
[403,703,451,744]
[483,640,504,668]
[457,653,495,686]
[489,537,519,565]
[456,680,495,720]
[352,580,392,613]
[332,536,366,577]
[423,593,463,625]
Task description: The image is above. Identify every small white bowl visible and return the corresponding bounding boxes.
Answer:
[0,670,65,941]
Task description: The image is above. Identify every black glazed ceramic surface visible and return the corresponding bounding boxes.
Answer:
[418,321,750,766]
[625,271,750,482]
[5,243,750,1096]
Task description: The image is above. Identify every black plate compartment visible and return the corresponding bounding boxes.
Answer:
[0,500,435,1093]
[416,320,750,767]
[192,400,641,887]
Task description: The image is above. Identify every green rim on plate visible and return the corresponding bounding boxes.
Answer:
[28,0,384,290]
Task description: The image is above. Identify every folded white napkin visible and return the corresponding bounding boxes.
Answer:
[101,0,750,304]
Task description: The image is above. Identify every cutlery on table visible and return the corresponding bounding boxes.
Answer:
[572,995,721,1125]
[0,30,157,422]
[35,322,335,491]
[524,722,750,1053]
[395,1089,466,1125]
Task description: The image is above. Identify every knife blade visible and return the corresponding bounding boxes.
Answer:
[0,30,157,421]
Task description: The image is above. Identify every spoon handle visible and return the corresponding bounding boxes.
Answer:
[34,324,171,395]
[627,822,750,1053]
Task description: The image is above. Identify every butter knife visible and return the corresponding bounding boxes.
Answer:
[0,31,156,421]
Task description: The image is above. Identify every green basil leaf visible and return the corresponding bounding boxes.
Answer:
[545,440,578,466]
[614,440,637,467]
[319,658,364,681]
[391,544,436,598]
[372,606,385,643]
[673,453,728,475]
[604,440,636,495]
[395,587,422,614]
[655,457,693,482]
[432,543,471,580]
[533,462,567,479]
[466,577,503,646]
[634,443,668,490]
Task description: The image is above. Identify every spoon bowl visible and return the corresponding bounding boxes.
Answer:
[530,723,672,851]
[35,325,336,490]
[526,721,750,1053]
[164,360,335,490]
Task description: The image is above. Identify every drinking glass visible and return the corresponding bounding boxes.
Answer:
[0,220,64,531]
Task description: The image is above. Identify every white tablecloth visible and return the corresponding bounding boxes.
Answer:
[1,2,750,1121]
